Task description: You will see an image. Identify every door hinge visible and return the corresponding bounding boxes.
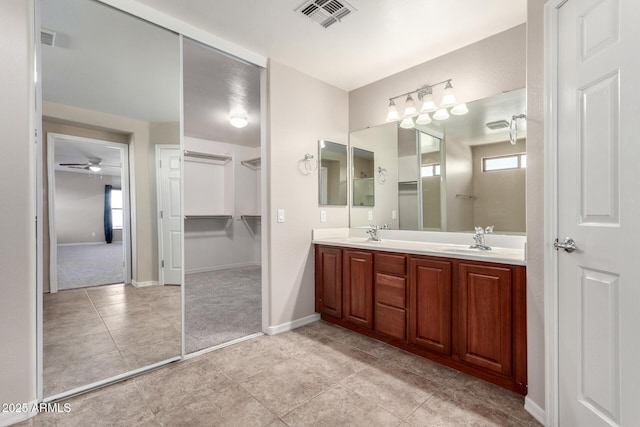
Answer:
[160,210,163,219]
[159,160,162,168]
[161,260,165,268]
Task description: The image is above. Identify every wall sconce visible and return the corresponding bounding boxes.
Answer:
[385,79,468,129]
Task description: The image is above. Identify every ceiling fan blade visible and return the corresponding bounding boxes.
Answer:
[59,163,89,167]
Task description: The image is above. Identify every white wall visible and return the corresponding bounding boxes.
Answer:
[183,136,261,272]
[0,0,36,424]
[267,60,349,328]
[54,171,122,244]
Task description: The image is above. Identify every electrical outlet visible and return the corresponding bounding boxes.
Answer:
[367,211,373,221]
[277,208,285,223]
[320,210,327,223]
[392,210,397,220]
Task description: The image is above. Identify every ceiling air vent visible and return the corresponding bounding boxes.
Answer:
[296,0,357,28]
[485,120,510,130]
[41,28,56,47]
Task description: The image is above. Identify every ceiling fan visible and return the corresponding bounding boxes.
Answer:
[59,158,119,172]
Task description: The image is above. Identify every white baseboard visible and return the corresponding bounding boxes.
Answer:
[266,313,321,335]
[185,262,259,275]
[524,396,546,426]
[0,399,38,427]
[131,280,159,288]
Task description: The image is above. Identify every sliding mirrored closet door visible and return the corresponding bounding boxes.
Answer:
[182,38,263,354]
[40,0,181,398]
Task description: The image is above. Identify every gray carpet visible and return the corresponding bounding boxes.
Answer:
[56,242,124,290]
[185,265,262,353]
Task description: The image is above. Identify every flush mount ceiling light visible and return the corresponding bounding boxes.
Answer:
[88,165,102,172]
[385,79,468,125]
[230,114,248,128]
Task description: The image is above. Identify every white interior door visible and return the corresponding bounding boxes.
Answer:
[157,145,181,285]
[556,0,640,425]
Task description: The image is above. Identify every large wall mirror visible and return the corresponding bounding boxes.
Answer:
[350,88,526,235]
[41,0,181,398]
[319,140,347,206]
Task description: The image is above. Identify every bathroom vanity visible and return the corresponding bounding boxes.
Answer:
[313,231,527,395]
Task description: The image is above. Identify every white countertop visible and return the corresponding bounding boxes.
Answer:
[312,229,526,266]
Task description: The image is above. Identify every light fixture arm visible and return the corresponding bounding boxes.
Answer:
[387,79,452,103]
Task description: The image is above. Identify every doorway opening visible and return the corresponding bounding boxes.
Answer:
[47,133,131,293]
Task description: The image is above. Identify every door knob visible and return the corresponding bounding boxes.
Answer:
[554,237,577,253]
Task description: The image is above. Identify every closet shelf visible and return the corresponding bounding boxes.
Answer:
[184,215,233,220]
[240,215,261,220]
[241,157,261,170]
[184,150,232,164]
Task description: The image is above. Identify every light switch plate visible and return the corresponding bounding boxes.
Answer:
[392,210,397,220]
[277,208,285,223]
[320,210,327,223]
[367,211,373,221]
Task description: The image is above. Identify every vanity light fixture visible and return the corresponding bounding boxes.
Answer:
[385,79,467,125]
[451,103,468,115]
[403,94,417,117]
[400,116,415,129]
[433,108,450,121]
[416,113,432,125]
[230,114,248,128]
[385,100,401,122]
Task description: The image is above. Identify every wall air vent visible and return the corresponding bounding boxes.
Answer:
[41,28,56,47]
[485,120,510,130]
[296,0,357,28]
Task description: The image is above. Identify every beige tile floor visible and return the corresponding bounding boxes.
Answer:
[43,284,181,397]
[25,320,541,426]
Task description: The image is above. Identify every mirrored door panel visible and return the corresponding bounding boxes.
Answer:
[41,0,181,398]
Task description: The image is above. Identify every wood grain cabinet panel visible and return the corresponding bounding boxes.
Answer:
[458,263,512,375]
[408,257,452,355]
[343,250,374,329]
[315,246,342,318]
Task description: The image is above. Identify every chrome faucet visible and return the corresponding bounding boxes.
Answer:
[367,224,381,242]
[470,226,494,250]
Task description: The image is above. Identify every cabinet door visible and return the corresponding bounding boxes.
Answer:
[408,257,452,354]
[458,263,512,376]
[315,246,342,318]
[343,250,374,329]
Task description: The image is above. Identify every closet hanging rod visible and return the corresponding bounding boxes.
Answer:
[183,150,232,163]
[241,157,261,170]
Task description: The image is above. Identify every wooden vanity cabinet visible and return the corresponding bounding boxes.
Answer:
[343,249,374,329]
[314,244,527,395]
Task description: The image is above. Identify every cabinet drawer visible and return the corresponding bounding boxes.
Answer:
[375,303,406,341]
[375,252,406,276]
[375,273,406,309]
